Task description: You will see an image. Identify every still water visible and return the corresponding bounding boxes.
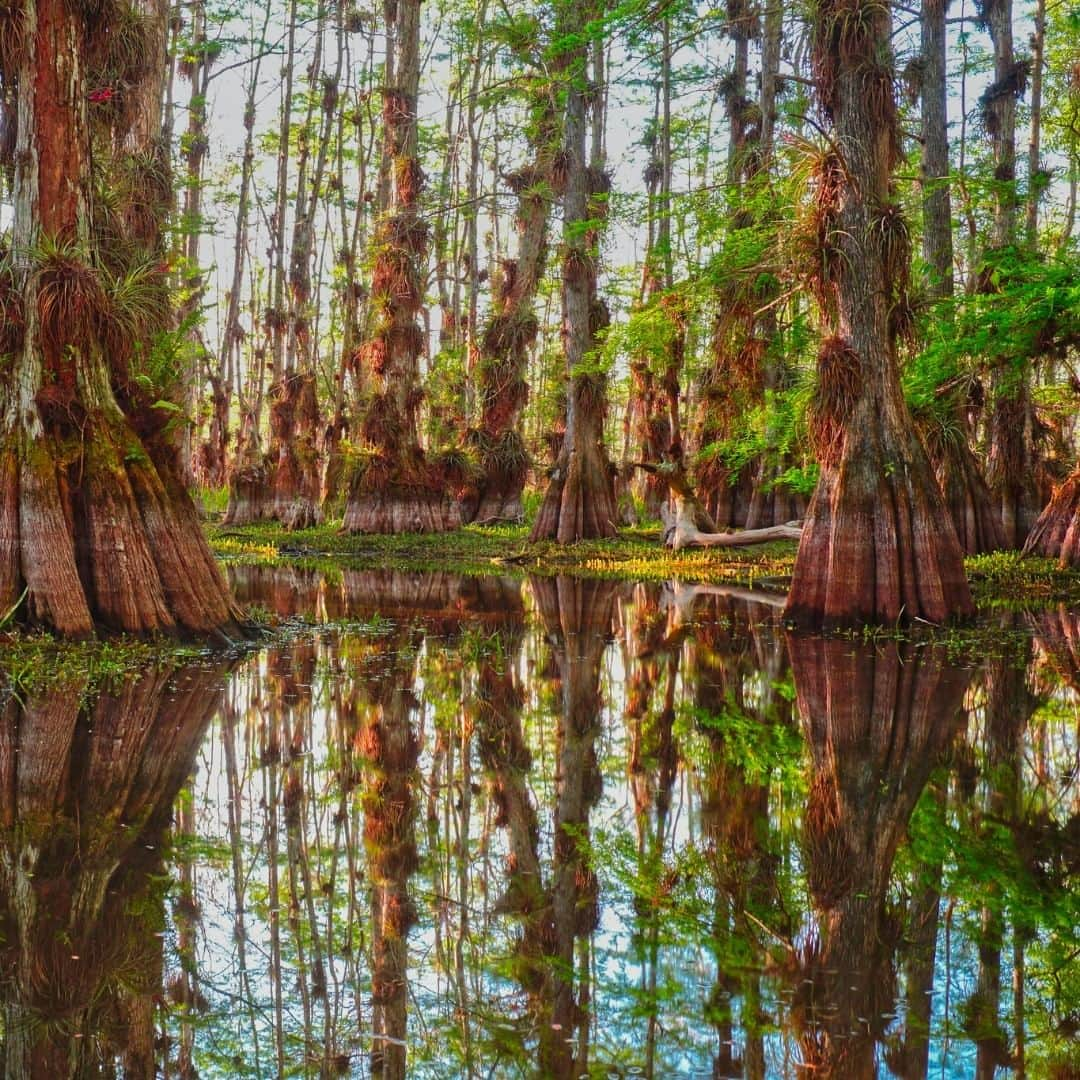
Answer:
[1,566,1077,1078]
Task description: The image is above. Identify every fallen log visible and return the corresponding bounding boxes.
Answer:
[662,486,802,550]
[636,459,803,550]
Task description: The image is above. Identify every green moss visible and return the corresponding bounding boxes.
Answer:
[205,519,797,590]
[0,635,209,698]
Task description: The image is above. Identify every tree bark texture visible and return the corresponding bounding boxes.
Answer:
[0,0,242,637]
[530,3,617,542]
[784,0,972,627]
[343,0,459,534]
[465,94,558,524]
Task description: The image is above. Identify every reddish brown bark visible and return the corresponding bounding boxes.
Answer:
[0,0,242,638]
[1024,467,1080,565]
[530,6,617,543]
[0,663,227,1076]
[784,0,972,627]
[343,0,458,534]
[788,636,970,1077]
[981,0,1041,548]
[927,424,1007,555]
[465,117,558,524]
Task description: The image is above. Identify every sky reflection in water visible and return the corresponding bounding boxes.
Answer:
[0,565,1077,1078]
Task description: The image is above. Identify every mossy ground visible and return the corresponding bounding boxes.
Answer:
[206,519,796,588]
[205,516,1080,608]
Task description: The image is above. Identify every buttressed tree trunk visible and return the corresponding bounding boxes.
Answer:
[0,0,242,637]
[1024,467,1080,565]
[784,0,972,627]
[343,0,460,534]
[919,0,1004,554]
[788,637,970,1077]
[530,1,618,542]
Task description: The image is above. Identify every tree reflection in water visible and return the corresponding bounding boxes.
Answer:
[3,567,1078,1077]
[788,636,970,1078]
[0,663,229,1077]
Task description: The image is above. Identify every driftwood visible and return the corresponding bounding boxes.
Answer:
[640,462,803,550]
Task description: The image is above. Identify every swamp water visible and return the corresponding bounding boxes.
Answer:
[0,566,1077,1078]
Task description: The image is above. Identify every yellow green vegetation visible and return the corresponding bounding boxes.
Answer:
[206,519,795,589]
[206,518,1080,610]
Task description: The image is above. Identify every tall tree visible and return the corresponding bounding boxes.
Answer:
[342,0,461,533]
[0,0,241,636]
[465,16,557,525]
[531,0,618,541]
[784,0,973,626]
[918,0,1005,554]
[981,0,1040,547]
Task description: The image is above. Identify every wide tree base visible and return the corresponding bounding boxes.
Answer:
[930,432,1005,555]
[224,463,271,526]
[1023,468,1080,565]
[0,426,245,639]
[342,486,461,534]
[531,452,617,543]
[469,485,525,526]
[785,452,973,629]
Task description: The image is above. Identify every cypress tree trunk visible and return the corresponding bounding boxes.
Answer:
[626,15,683,521]
[920,0,952,298]
[268,8,339,530]
[530,4,617,543]
[0,0,242,637]
[1024,466,1080,564]
[466,78,559,525]
[342,0,460,534]
[981,0,1039,547]
[784,0,972,627]
[916,0,1003,553]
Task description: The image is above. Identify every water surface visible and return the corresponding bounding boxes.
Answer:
[1,567,1077,1078]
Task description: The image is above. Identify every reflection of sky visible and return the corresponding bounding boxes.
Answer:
[160,581,1078,1078]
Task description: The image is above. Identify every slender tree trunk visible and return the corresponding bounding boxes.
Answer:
[270,7,338,530]
[531,2,617,542]
[921,0,953,299]
[918,0,1005,564]
[226,0,299,525]
[217,4,272,506]
[982,0,1040,548]
[343,0,460,533]
[466,57,559,524]
[784,0,972,627]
